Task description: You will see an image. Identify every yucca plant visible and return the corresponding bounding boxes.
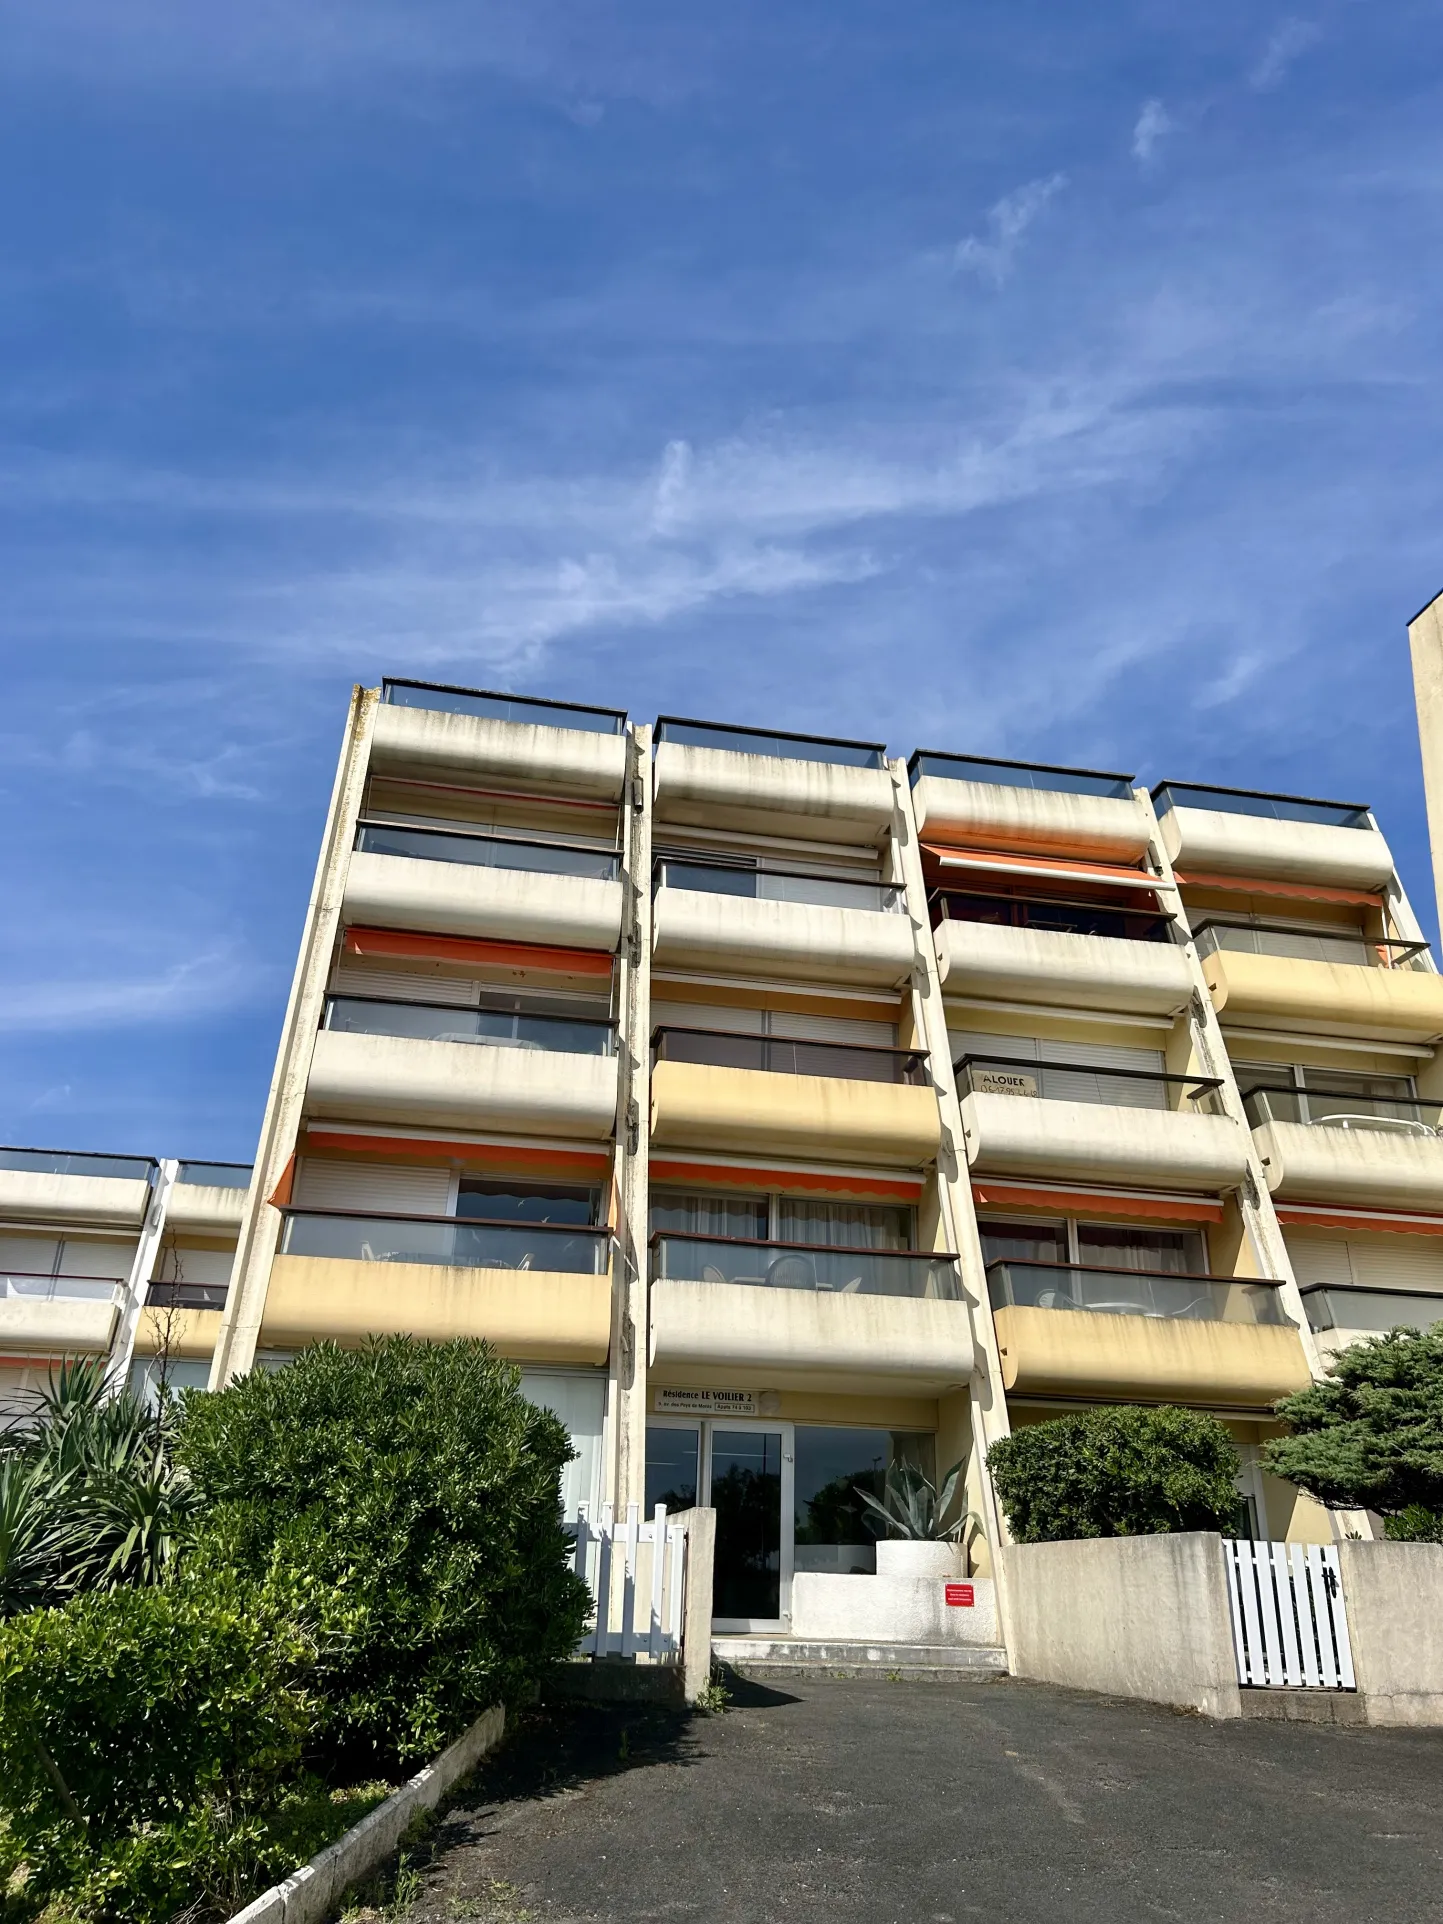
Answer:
[854,1458,974,1542]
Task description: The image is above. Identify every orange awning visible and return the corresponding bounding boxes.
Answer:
[923,844,1161,893]
[303,1129,612,1181]
[343,925,614,974]
[1275,1202,1443,1237]
[651,1156,923,1203]
[1172,870,1381,907]
[972,1180,1223,1225]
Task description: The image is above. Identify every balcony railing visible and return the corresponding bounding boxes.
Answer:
[1301,1284,1443,1335]
[652,1026,927,1086]
[0,1271,124,1305]
[1192,921,1428,970]
[147,1281,230,1311]
[954,1054,1224,1115]
[355,821,620,882]
[651,1232,961,1299]
[1151,780,1371,830]
[1239,1084,1442,1138]
[909,750,1135,800]
[986,1259,1290,1325]
[323,994,617,1057]
[279,1209,610,1275]
[381,678,626,735]
[0,1147,156,1182]
[177,1161,253,1188]
[654,715,885,769]
[653,857,903,914]
[932,889,1175,944]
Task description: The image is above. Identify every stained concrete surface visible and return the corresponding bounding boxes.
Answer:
[392,1674,1443,1923]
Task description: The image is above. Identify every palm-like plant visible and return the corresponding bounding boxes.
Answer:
[855,1458,975,1542]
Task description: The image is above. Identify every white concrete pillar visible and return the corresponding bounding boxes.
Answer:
[1407,588,1443,932]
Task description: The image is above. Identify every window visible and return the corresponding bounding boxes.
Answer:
[650,1189,913,1250]
[650,1189,770,1241]
[979,1216,1206,1275]
[456,1180,598,1226]
[645,1425,701,1515]
[793,1427,936,1574]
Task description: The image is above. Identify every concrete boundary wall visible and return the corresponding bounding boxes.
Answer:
[1338,1541,1443,1725]
[999,1534,1243,1719]
[228,1706,505,1924]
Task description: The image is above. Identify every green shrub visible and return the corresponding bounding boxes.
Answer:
[987,1405,1242,1542]
[1263,1327,1443,1518]
[178,1337,591,1767]
[0,1573,314,1922]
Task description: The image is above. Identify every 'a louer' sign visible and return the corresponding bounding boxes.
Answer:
[972,1069,1039,1098]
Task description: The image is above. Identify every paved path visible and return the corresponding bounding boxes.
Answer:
[395,1675,1443,1924]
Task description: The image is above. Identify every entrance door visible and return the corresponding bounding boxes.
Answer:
[645,1419,794,1631]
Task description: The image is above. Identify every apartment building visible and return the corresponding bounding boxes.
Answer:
[169,674,1443,1640]
[0,1147,250,1410]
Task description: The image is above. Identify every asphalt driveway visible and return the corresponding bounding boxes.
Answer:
[386,1674,1443,1924]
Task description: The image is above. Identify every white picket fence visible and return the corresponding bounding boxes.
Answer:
[573,1502,689,1661]
[1223,1540,1356,1690]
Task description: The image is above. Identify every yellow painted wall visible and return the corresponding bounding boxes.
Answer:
[649,1059,941,1165]
[1203,950,1443,1044]
[260,1254,612,1363]
[994,1304,1312,1407]
[135,1307,222,1361]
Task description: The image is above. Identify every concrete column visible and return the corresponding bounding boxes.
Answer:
[106,1157,179,1393]
[1407,589,1443,932]
[210,685,378,1386]
[887,760,1012,1583]
[606,722,653,1512]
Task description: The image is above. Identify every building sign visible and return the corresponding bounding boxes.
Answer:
[972,1068,1039,1098]
[945,1582,976,1608]
[655,1388,758,1416]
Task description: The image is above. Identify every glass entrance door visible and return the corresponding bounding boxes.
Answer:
[709,1427,789,1628]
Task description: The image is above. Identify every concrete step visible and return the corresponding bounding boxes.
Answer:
[713,1636,1009,1682]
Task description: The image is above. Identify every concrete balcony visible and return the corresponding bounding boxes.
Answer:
[649,1049,941,1166]
[651,883,915,988]
[1156,791,1394,890]
[0,1157,152,1229]
[370,693,628,801]
[305,1027,619,1138]
[957,1088,1249,1192]
[1253,1117,1443,1212]
[652,737,895,836]
[992,1303,1311,1407]
[167,1178,248,1234]
[648,1237,972,1394]
[260,1252,612,1360]
[910,759,1151,864]
[343,848,624,953]
[934,916,1193,1017]
[1200,949,1443,1044]
[0,1276,121,1356]
[136,1305,223,1361]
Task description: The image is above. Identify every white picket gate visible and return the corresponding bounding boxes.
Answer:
[1223,1540,1356,1690]
[573,1502,689,1661]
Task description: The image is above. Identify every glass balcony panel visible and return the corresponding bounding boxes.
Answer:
[0,1148,154,1181]
[324,996,615,1056]
[381,679,625,734]
[654,718,883,768]
[653,1027,923,1085]
[0,1271,121,1303]
[177,1161,252,1188]
[955,1055,1223,1115]
[654,859,900,913]
[1151,782,1370,829]
[147,1281,230,1310]
[652,1234,960,1299]
[986,1259,1289,1325]
[1303,1287,1443,1334]
[1240,1086,1441,1135]
[355,822,619,881]
[934,891,1174,944]
[280,1211,608,1275]
[910,752,1133,799]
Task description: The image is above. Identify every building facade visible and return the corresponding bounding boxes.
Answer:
[16,671,1442,1641]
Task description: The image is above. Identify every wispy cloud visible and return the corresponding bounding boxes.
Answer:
[0,952,268,1034]
[1250,18,1321,91]
[953,175,1067,287]
[1132,100,1173,166]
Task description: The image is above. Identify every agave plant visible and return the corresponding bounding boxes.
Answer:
[854,1458,976,1542]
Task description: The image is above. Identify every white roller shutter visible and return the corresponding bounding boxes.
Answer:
[0,1234,61,1277]
[769,1011,898,1046]
[58,1239,137,1279]
[1283,1233,1355,1287]
[331,965,480,1006]
[293,1160,456,1216]
[952,1031,1166,1110]
[1285,1230,1443,1294]
[651,1001,764,1035]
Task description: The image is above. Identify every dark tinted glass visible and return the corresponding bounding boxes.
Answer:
[912,753,1133,798]
[383,680,624,734]
[711,1430,783,1619]
[645,1426,700,1515]
[455,1181,596,1226]
[656,719,882,768]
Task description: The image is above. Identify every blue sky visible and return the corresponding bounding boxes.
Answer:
[3,0,1442,1159]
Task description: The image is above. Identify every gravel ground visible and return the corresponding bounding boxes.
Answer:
[364,1672,1443,1924]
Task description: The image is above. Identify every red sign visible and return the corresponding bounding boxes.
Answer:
[945,1582,975,1608]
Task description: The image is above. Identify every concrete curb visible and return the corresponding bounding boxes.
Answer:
[227,1705,506,1924]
